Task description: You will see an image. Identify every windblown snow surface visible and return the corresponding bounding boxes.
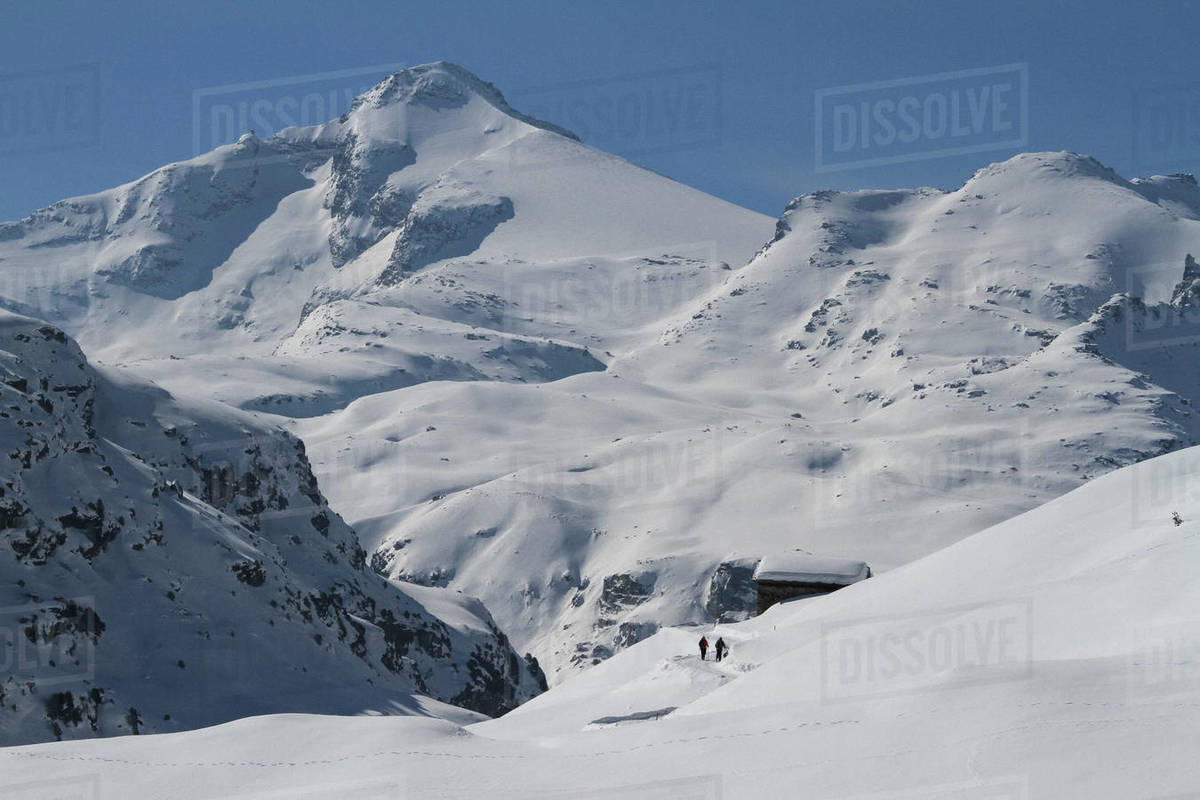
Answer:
[2,60,1200,789]
[2,445,1198,797]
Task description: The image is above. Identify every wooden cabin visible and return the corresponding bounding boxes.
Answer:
[752,554,871,615]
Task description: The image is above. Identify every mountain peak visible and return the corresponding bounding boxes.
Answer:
[967,151,1129,188]
[350,61,579,141]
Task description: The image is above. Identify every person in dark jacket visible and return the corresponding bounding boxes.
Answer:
[699,636,709,660]
[715,637,727,662]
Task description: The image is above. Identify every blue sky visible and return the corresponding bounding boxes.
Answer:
[1,0,1198,221]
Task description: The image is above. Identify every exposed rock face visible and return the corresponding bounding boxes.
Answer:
[0,311,542,746]
[1172,254,1200,309]
[615,620,659,648]
[325,133,417,268]
[597,572,655,626]
[551,572,662,669]
[379,188,515,285]
[703,560,759,623]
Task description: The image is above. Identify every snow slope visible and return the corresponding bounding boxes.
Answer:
[296,153,1200,679]
[0,311,543,747]
[3,445,1198,798]
[3,63,1200,687]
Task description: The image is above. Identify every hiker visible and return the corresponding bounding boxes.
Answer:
[699,635,709,661]
[715,637,727,662]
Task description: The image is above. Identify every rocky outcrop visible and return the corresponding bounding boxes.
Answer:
[0,312,542,746]
[325,132,416,268]
[596,572,655,626]
[1172,254,1200,309]
[703,560,759,623]
[378,188,515,286]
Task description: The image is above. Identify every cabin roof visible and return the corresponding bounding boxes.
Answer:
[752,554,870,585]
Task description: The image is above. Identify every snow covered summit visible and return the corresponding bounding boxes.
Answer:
[0,60,769,373]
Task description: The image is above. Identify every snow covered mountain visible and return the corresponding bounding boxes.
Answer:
[297,152,1200,679]
[2,61,1200,692]
[0,311,543,747]
[0,61,768,413]
[3,444,1197,797]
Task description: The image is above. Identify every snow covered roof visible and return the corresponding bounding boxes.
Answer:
[752,554,870,585]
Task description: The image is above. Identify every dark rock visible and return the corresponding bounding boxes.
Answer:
[1172,254,1200,309]
[597,572,654,625]
[231,560,267,587]
[615,620,659,648]
[703,560,758,623]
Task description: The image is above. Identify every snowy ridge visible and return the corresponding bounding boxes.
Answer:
[0,311,543,746]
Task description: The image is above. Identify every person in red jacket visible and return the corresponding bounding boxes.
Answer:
[699,636,709,661]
